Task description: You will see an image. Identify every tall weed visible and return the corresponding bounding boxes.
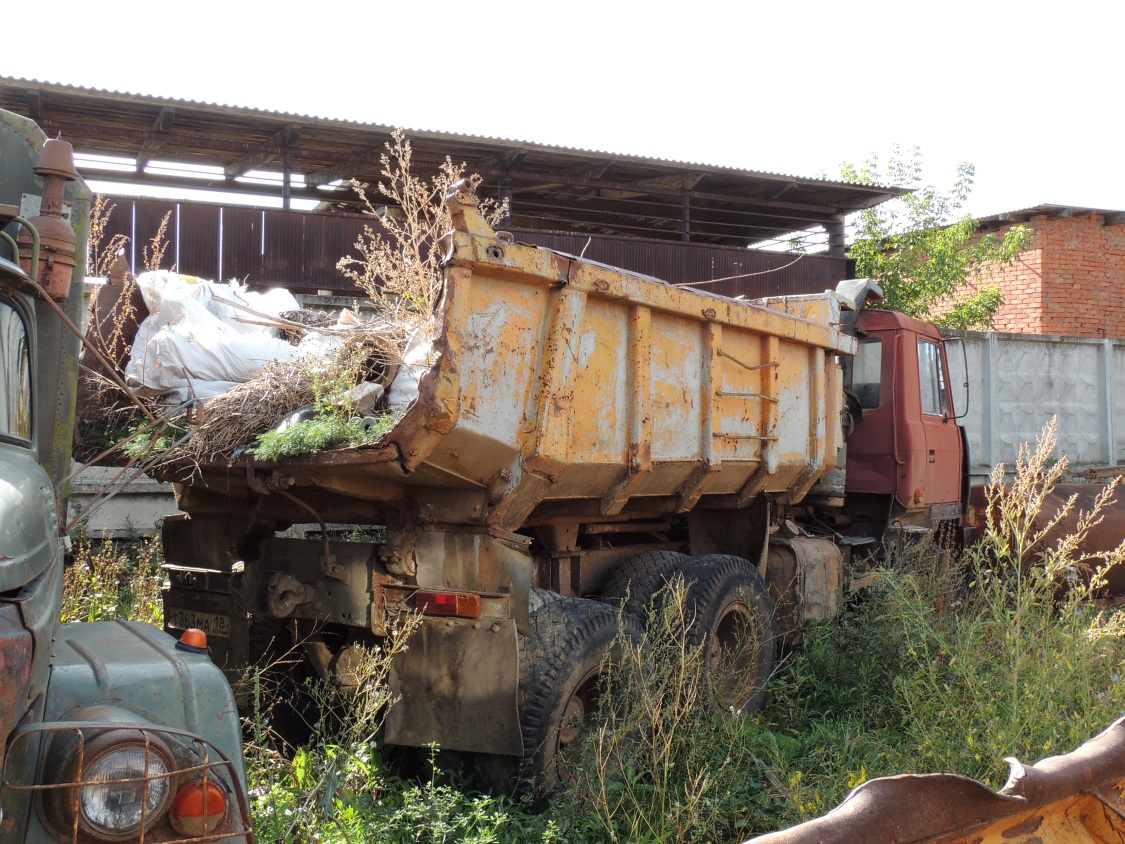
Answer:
[549,585,773,844]
[754,419,1125,832]
[62,530,164,625]
[892,419,1125,783]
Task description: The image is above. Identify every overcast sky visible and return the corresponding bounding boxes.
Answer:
[5,0,1120,220]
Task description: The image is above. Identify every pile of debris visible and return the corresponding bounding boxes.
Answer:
[83,270,431,465]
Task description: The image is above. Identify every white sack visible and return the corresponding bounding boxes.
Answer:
[125,271,301,399]
[386,331,434,410]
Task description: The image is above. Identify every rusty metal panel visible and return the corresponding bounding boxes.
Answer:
[386,616,522,755]
[744,717,1125,844]
[168,192,855,530]
[177,202,220,280]
[964,482,1125,594]
[298,211,366,290]
[221,206,264,283]
[380,191,853,529]
[510,229,849,298]
[130,198,177,272]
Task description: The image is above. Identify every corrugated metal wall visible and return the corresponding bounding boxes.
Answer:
[97,198,849,297]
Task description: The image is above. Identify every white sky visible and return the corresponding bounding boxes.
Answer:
[4,0,1122,220]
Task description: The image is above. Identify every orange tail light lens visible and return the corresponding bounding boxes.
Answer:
[168,780,227,837]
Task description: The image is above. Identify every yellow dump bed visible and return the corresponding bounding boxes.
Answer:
[176,188,855,531]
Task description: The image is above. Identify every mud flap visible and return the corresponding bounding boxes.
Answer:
[386,616,522,756]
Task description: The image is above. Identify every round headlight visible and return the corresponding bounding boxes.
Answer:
[78,743,173,838]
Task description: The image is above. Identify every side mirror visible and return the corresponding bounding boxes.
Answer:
[944,337,969,420]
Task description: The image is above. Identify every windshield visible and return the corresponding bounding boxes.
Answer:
[0,299,32,442]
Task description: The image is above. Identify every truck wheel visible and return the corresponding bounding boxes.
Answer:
[670,554,777,714]
[599,550,688,620]
[478,596,640,796]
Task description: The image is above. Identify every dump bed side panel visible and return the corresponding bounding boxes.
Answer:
[381,199,854,529]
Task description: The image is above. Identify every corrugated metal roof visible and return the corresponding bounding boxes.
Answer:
[0,75,906,246]
[975,203,1125,231]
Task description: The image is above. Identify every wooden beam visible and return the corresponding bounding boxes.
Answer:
[136,107,176,170]
[471,148,528,172]
[600,172,708,200]
[306,165,358,187]
[26,90,41,120]
[767,182,798,200]
[520,160,614,193]
[223,123,301,179]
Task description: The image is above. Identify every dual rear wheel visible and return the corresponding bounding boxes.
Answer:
[487,552,776,795]
[602,551,777,714]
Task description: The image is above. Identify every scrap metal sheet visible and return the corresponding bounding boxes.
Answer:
[746,718,1125,844]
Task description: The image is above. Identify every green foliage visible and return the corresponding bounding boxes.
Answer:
[244,615,561,844]
[77,412,181,465]
[62,530,164,625]
[842,145,1033,329]
[250,742,560,844]
[749,420,1125,832]
[249,342,402,461]
[250,412,398,461]
[891,420,1125,783]
[121,421,179,460]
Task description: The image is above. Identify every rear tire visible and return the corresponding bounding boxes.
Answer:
[599,550,688,621]
[477,596,639,796]
[665,554,777,714]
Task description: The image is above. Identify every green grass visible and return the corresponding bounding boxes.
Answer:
[250,412,399,461]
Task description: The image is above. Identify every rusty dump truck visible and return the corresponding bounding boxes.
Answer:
[156,184,971,785]
[0,110,251,843]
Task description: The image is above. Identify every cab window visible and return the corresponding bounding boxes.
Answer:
[0,300,32,442]
[853,337,883,409]
[918,339,950,417]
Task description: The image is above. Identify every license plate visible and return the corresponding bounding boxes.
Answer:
[166,608,231,639]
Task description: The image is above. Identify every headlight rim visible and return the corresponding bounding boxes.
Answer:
[48,727,178,842]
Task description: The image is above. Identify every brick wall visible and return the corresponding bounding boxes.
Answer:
[951,214,1125,338]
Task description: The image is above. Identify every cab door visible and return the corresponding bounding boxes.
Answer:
[916,336,961,507]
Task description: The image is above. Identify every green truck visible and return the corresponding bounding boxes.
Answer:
[0,108,251,843]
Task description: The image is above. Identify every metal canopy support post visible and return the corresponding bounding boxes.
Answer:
[282,151,292,210]
[682,196,690,242]
[826,214,846,258]
[499,175,513,229]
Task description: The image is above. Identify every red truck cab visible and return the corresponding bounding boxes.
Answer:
[844,308,966,531]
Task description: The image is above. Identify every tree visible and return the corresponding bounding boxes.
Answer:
[842,145,1032,330]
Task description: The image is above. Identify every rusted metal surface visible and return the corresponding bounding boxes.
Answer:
[0,603,33,758]
[745,717,1125,844]
[385,616,523,755]
[764,535,842,639]
[96,197,850,295]
[965,482,1125,594]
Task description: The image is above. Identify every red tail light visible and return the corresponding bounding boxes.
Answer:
[415,590,482,619]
